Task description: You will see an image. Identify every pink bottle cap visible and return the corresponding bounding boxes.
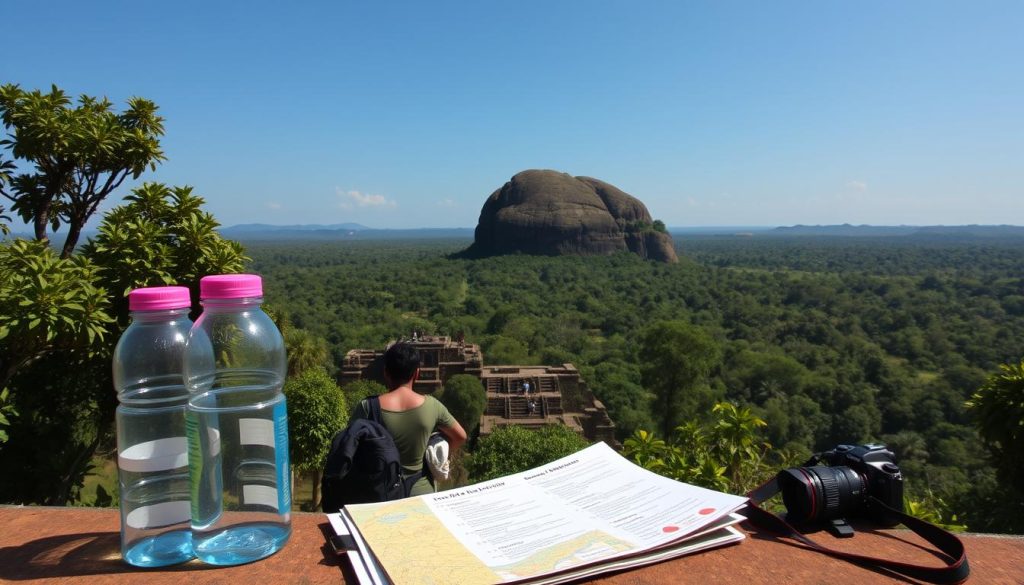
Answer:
[128,286,192,311]
[199,274,264,299]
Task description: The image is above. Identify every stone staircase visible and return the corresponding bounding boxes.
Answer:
[486,395,505,416]
[542,395,563,416]
[539,377,557,393]
[486,378,503,393]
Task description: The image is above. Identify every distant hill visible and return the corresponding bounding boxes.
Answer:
[221,222,371,233]
[218,224,473,241]
[771,224,1024,238]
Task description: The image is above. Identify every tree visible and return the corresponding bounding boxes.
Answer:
[0,84,165,257]
[484,335,531,365]
[439,374,486,435]
[285,368,348,509]
[968,360,1024,489]
[622,402,772,494]
[0,182,246,504]
[0,157,13,233]
[464,425,589,483]
[82,182,248,321]
[0,239,113,394]
[639,321,723,437]
[285,328,331,377]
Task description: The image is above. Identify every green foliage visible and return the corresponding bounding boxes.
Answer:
[0,157,13,234]
[285,328,332,377]
[482,335,531,365]
[0,86,254,505]
[967,360,1024,489]
[1,351,112,504]
[0,239,113,393]
[639,320,723,437]
[82,182,248,322]
[622,402,772,494]
[342,379,387,415]
[0,181,244,505]
[0,83,165,257]
[0,237,114,500]
[285,368,348,473]
[904,492,967,533]
[439,374,486,435]
[0,388,16,444]
[465,425,590,483]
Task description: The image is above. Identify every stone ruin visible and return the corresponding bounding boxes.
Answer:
[339,335,620,449]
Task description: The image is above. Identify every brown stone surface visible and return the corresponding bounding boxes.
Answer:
[1,506,1021,584]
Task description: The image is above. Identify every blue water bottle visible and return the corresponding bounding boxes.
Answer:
[184,274,291,565]
[113,286,195,567]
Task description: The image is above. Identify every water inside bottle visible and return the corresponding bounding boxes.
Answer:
[117,384,193,567]
[120,473,193,567]
[186,370,291,565]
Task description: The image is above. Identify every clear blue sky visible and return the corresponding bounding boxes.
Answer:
[4,1,1022,229]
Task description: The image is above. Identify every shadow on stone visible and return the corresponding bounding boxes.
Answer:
[0,531,215,579]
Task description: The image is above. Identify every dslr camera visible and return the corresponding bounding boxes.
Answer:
[776,443,903,537]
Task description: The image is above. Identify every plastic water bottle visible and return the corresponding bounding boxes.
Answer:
[113,286,195,567]
[184,274,291,565]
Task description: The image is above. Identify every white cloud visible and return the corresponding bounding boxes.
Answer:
[336,188,398,210]
[266,202,282,210]
[845,180,868,192]
[436,198,456,208]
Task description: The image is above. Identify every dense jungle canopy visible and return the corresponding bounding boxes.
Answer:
[246,234,1024,532]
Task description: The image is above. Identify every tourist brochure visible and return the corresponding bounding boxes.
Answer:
[326,441,748,585]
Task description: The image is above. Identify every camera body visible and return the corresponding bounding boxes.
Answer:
[777,442,904,531]
[820,443,903,524]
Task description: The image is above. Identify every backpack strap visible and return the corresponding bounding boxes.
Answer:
[366,395,383,425]
[744,479,970,584]
[367,395,428,495]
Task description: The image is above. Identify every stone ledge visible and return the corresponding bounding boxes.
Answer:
[0,506,1021,584]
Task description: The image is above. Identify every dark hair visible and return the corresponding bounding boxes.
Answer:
[384,343,420,385]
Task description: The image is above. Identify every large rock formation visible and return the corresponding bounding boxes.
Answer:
[465,170,677,263]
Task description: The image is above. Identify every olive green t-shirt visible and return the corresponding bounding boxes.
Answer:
[352,395,456,496]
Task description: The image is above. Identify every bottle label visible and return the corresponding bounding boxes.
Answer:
[239,418,276,448]
[186,411,201,519]
[126,500,191,529]
[118,437,188,472]
[273,398,291,512]
[242,484,280,509]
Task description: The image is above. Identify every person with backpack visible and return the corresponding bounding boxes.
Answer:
[349,343,467,497]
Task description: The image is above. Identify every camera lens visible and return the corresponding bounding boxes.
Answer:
[777,465,866,524]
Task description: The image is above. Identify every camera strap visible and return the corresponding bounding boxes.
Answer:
[744,478,970,584]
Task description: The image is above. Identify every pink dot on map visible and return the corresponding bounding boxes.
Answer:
[698,508,716,515]
[662,526,679,533]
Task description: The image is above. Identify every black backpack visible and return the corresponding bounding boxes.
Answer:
[320,396,426,513]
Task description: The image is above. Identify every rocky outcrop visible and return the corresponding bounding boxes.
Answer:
[465,170,677,263]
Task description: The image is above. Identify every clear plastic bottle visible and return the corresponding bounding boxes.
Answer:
[184,274,291,565]
[113,286,195,567]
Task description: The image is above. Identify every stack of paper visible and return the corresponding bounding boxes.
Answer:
[327,442,748,585]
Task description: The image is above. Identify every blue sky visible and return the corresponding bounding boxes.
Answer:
[4,1,1022,229]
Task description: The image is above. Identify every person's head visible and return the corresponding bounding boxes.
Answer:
[383,343,420,388]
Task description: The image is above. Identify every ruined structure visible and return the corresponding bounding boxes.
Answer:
[339,335,619,448]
